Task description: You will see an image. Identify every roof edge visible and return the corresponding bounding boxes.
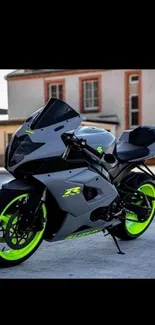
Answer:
[5,69,108,81]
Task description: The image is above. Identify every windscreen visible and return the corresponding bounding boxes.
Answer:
[7,98,82,168]
[30,98,80,130]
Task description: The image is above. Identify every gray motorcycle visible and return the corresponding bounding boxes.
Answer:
[1,97,155,267]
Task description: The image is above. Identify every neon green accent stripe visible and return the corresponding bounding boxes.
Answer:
[25,129,34,134]
[0,194,47,261]
[66,228,102,239]
[125,183,155,235]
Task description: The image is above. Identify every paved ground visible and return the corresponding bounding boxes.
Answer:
[0,167,155,278]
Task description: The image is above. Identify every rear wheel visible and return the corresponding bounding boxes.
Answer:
[113,172,155,240]
[0,190,47,267]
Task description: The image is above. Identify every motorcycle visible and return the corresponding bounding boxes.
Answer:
[1,97,155,267]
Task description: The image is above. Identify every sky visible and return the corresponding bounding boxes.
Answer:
[0,70,15,109]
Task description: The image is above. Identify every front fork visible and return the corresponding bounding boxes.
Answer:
[31,187,47,230]
[18,187,47,232]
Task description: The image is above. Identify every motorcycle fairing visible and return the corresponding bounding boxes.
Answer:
[6,98,83,173]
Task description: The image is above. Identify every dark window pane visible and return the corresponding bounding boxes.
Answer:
[49,84,63,99]
[51,85,57,97]
[131,75,139,82]
[93,81,98,100]
[51,85,56,93]
[94,89,98,98]
[131,96,138,110]
[85,99,92,108]
[86,88,91,98]
[131,112,138,125]
[86,82,91,92]
[84,100,89,107]
[94,81,98,90]
[58,84,63,99]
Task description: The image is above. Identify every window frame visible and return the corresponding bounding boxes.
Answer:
[48,83,63,100]
[79,75,102,113]
[129,74,139,84]
[83,80,99,112]
[44,79,65,103]
[124,70,142,129]
[129,94,139,128]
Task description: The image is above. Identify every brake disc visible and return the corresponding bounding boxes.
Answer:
[5,210,36,250]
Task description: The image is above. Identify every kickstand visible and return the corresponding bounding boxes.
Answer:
[105,227,125,255]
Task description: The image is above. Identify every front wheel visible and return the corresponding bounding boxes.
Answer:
[0,190,47,267]
[113,172,155,240]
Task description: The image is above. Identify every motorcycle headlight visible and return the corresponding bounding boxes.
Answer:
[8,135,44,167]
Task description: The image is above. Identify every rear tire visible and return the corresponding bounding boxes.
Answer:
[0,189,47,267]
[113,172,155,240]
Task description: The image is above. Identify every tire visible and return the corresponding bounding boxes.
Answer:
[0,189,47,267]
[113,172,155,240]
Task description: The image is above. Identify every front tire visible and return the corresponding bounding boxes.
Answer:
[113,172,155,240]
[0,189,47,267]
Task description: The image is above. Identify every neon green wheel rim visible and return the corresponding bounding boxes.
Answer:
[125,183,155,235]
[0,194,47,261]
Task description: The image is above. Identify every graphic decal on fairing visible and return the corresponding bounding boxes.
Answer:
[66,228,102,239]
[62,187,81,198]
[96,146,104,153]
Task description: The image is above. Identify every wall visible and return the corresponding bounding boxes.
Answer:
[142,70,155,125]
[0,124,22,166]
[7,78,44,118]
[102,70,125,138]
[8,71,106,118]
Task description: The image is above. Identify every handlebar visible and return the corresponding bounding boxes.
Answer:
[63,133,102,158]
[83,142,102,158]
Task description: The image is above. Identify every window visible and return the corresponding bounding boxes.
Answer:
[129,74,139,84]
[49,84,63,100]
[125,70,141,129]
[82,80,99,112]
[44,79,65,103]
[79,75,101,113]
[129,95,139,127]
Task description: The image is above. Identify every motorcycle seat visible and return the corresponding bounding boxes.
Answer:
[115,141,149,162]
[129,125,155,147]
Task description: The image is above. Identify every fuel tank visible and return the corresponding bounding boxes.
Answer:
[74,126,116,154]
